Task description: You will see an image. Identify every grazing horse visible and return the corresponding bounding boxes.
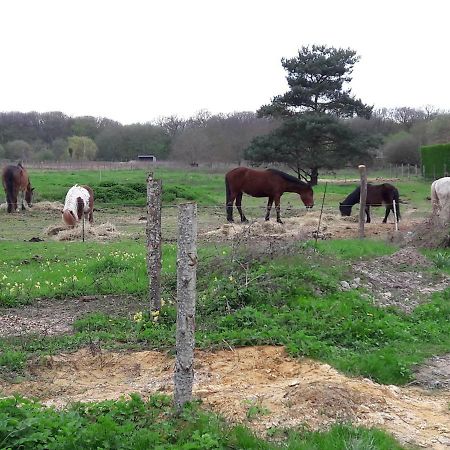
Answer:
[431,177,450,222]
[1,163,34,213]
[225,167,314,224]
[62,185,94,226]
[339,183,401,223]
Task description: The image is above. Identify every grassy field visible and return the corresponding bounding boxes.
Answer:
[0,167,446,449]
[20,166,432,214]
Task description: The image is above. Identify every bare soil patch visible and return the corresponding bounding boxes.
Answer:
[0,295,146,337]
[352,247,449,313]
[1,346,449,449]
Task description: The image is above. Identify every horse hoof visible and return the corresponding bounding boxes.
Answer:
[241,219,249,223]
[277,220,284,224]
[227,219,234,223]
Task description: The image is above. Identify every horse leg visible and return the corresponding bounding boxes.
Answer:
[382,206,390,223]
[20,190,25,210]
[365,205,371,223]
[275,197,283,224]
[236,192,247,223]
[265,197,273,221]
[5,192,13,213]
[226,192,237,223]
[88,209,94,224]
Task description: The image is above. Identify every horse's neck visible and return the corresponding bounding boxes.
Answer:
[286,181,307,194]
[343,189,360,206]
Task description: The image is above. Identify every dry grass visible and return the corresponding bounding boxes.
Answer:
[45,222,121,241]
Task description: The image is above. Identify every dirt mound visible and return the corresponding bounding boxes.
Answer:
[1,346,449,449]
[45,222,121,241]
[404,217,450,248]
[414,354,450,390]
[352,247,448,313]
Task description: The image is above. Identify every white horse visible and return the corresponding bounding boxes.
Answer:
[431,177,450,222]
[62,184,94,226]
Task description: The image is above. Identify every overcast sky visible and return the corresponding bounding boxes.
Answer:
[0,0,448,124]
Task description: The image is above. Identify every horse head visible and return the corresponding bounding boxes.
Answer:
[25,183,34,207]
[62,209,77,227]
[300,185,314,209]
[339,202,352,216]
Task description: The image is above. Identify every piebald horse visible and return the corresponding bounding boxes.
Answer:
[1,163,34,213]
[62,185,94,226]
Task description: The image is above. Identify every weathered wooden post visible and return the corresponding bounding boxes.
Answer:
[358,165,367,239]
[393,199,399,232]
[174,202,197,410]
[146,172,162,312]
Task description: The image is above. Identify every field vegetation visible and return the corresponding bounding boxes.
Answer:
[0,167,447,450]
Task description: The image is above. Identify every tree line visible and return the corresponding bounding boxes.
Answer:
[1,45,449,181]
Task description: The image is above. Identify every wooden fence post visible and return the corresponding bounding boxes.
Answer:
[146,173,162,312]
[358,165,367,239]
[174,202,197,410]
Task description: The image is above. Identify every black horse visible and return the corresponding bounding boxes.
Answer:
[339,183,401,223]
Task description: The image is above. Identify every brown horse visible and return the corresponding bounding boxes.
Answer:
[1,163,34,213]
[225,167,314,224]
[339,183,401,223]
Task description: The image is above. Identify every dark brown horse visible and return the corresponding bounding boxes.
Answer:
[1,163,34,213]
[225,167,314,224]
[339,183,401,223]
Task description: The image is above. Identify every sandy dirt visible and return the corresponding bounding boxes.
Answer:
[1,346,449,449]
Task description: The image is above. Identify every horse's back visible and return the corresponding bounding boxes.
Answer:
[432,177,450,202]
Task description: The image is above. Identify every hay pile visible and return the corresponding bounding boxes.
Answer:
[45,222,121,241]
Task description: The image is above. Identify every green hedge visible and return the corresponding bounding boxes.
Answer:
[421,143,450,179]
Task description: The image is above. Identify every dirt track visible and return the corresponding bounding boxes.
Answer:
[1,346,449,449]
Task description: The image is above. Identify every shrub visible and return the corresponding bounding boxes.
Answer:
[421,143,450,178]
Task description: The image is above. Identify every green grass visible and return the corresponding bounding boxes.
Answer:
[20,167,433,215]
[0,395,404,449]
[312,239,397,259]
[27,168,222,206]
[1,239,449,386]
[0,240,176,306]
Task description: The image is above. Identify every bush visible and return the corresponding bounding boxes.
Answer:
[421,143,450,178]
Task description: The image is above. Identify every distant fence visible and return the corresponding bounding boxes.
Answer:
[0,161,428,178]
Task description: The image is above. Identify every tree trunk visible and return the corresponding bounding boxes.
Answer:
[310,167,319,186]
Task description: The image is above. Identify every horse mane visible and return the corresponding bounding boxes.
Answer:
[267,169,309,186]
[342,186,361,206]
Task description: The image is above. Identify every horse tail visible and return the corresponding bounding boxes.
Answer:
[3,167,15,212]
[393,188,401,220]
